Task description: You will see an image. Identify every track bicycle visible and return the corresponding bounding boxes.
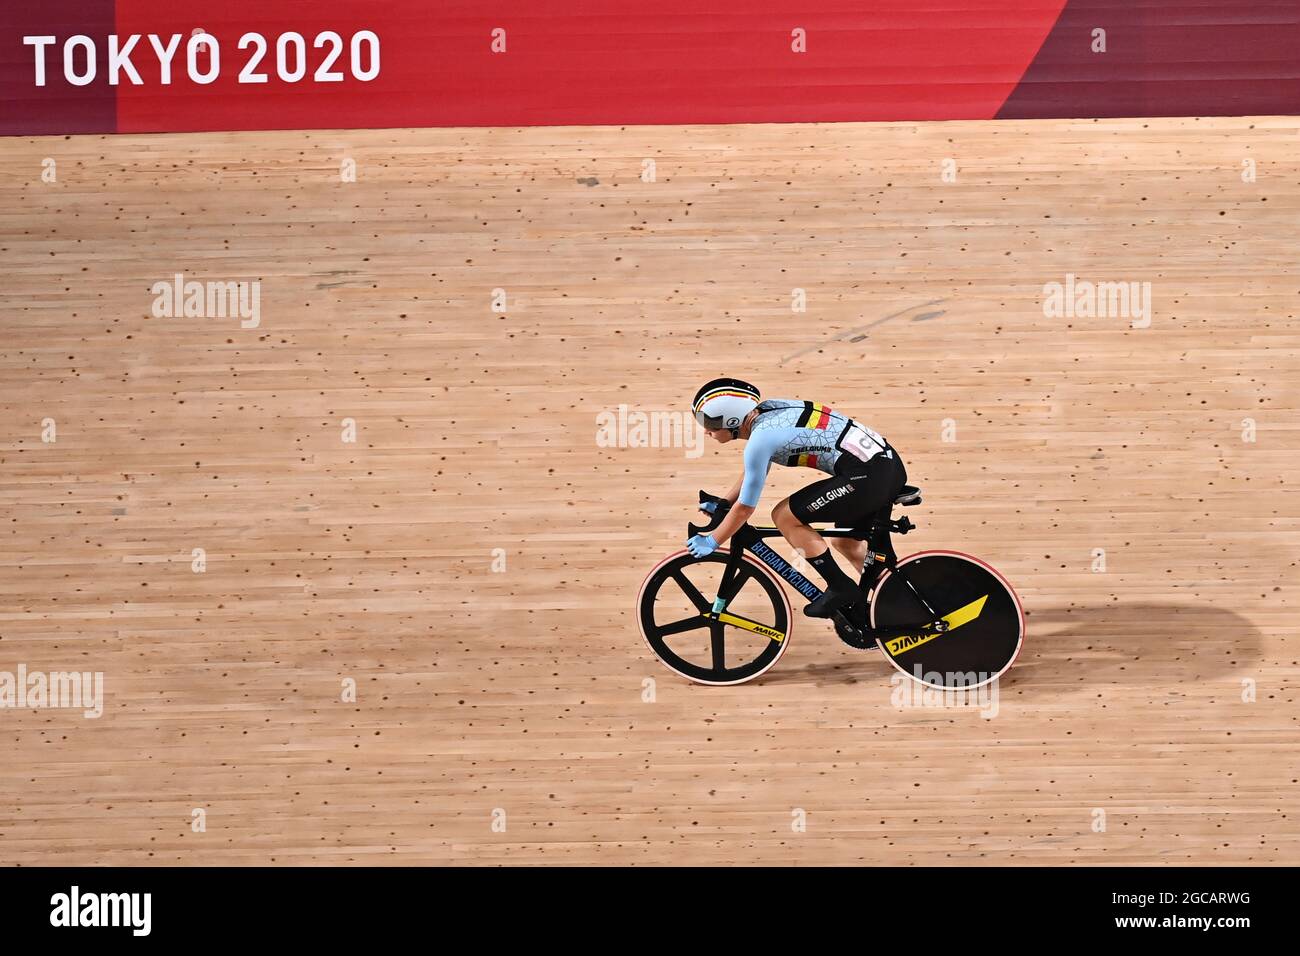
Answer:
[637,486,1024,689]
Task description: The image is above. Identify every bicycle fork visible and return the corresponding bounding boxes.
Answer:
[707,546,750,618]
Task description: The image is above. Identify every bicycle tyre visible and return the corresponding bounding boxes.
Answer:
[869,550,1024,689]
[638,548,793,685]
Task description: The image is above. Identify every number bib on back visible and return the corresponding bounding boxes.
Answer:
[836,420,889,464]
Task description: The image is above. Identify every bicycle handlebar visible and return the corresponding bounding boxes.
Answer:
[688,490,731,537]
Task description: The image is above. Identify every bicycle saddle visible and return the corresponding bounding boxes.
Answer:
[894,485,922,506]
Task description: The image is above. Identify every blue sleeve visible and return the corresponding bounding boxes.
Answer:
[738,430,786,507]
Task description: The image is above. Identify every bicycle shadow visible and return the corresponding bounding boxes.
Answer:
[758,602,1264,698]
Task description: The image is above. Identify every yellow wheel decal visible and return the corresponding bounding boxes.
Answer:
[702,611,786,644]
[883,594,988,657]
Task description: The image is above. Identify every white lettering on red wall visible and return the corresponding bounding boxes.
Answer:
[23,31,381,86]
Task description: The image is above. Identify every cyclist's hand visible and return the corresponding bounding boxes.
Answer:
[686,533,719,558]
[698,500,719,515]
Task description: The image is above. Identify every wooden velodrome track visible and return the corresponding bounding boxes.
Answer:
[1,115,1297,866]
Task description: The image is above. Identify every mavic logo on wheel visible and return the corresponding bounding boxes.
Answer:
[884,595,988,657]
[887,633,934,655]
[706,611,786,643]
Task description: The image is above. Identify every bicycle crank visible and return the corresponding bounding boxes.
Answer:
[833,614,878,650]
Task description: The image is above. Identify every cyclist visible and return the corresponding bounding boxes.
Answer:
[686,377,908,618]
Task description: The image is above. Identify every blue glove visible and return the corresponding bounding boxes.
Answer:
[699,500,719,515]
[687,534,719,558]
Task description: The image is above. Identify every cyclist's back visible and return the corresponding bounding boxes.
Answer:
[743,398,887,480]
[739,399,903,526]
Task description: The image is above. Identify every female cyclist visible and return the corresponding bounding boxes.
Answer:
[686,377,908,618]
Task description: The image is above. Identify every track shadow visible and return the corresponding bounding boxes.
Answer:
[756,602,1264,698]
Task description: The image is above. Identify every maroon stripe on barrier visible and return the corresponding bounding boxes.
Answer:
[997,0,1300,119]
[0,0,117,134]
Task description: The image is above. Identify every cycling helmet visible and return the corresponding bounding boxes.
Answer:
[692,378,761,433]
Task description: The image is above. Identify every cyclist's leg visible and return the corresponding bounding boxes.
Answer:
[777,452,910,618]
[817,449,909,558]
[778,476,870,617]
[831,537,868,575]
[791,454,905,529]
[771,493,835,561]
[840,450,907,518]
[772,494,860,615]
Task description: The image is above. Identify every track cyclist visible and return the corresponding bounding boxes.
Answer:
[687,377,908,619]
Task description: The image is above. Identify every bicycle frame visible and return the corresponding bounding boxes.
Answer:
[689,495,945,639]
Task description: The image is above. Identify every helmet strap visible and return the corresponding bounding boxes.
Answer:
[733,407,759,439]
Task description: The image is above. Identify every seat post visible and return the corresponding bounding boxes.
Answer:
[871,505,899,563]
[855,503,898,590]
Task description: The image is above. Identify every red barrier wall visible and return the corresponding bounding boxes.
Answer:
[2,0,1297,135]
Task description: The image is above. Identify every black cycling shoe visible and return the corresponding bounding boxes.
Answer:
[803,584,861,619]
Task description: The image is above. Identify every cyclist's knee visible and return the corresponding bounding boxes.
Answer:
[771,498,792,527]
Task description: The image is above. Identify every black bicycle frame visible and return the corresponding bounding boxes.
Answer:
[689,494,941,637]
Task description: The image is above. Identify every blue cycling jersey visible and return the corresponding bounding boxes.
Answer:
[738,400,891,507]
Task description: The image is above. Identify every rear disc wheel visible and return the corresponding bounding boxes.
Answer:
[869,550,1024,689]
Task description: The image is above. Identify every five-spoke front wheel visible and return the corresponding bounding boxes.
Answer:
[637,549,793,685]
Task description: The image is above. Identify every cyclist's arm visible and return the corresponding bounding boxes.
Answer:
[709,432,778,545]
[708,501,754,547]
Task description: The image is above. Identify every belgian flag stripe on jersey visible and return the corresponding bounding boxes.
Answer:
[786,452,820,468]
[796,401,833,430]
